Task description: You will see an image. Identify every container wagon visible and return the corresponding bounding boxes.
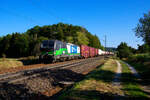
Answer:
[80,45,90,58]
[89,47,95,57]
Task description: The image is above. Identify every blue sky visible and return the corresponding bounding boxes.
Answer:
[0,0,150,48]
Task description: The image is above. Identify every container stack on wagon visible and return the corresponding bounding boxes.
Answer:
[66,43,80,59]
[89,47,95,57]
[80,45,90,58]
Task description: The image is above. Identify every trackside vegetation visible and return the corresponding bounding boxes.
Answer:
[117,11,150,59]
[58,59,123,100]
[126,54,150,85]
[0,23,104,58]
[116,11,150,92]
[0,58,23,69]
[120,61,149,100]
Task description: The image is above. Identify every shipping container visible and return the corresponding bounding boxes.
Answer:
[89,47,95,57]
[80,45,90,58]
[98,49,103,55]
[95,48,98,56]
[66,43,80,57]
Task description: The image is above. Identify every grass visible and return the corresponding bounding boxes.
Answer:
[0,58,23,69]
[0,56,39,70]
[120,61,149,100]
[126,54,150,84]
[58,59,123,100]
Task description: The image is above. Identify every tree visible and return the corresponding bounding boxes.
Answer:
[0,23,104,57]
[137,44,150,53]
[93,35,102,48]
[77,32,89,45]
[135,11,150,45]
[117,42,133,58]
[29,36,48,56]
[0,34,12,57]
[7,33,29,57]
[26,23,103,48]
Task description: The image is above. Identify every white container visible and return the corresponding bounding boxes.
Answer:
[66,43,80,55]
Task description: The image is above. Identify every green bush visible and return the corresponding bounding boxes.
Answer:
[128,53,150,63]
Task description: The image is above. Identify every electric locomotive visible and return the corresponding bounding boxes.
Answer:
[40,40,80,62]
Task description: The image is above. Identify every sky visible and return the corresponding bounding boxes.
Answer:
[0,0,150,48]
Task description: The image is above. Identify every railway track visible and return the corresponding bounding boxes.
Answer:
[0,56,103,84]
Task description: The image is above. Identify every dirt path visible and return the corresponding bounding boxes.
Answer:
[123,61,150,97]
[123,62,140,78]
[112,60,124,100]
[112,61,122,86]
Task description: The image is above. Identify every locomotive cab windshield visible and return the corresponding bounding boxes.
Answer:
[40,40,55,55]
[41,40,54,49]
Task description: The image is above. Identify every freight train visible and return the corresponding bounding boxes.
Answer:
[40,40,112,62]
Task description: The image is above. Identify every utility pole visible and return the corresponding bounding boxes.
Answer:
[105,35,107,52]
[104,35,107,59]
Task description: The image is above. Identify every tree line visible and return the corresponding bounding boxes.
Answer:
[0,23,104,58]
[117,11,150,58]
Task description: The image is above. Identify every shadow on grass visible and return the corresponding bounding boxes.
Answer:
[86,69,115,83]
[59,90,123,100]
[126,61,150,86]
[59,89,150,100]
[58,71,150,100]
[121,71,150,99]
[123,88,150,96]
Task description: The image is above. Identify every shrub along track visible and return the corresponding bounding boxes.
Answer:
[0,56,106,100]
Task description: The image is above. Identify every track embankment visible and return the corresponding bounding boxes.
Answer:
[0,58,86,75]
[0,56,105,100]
